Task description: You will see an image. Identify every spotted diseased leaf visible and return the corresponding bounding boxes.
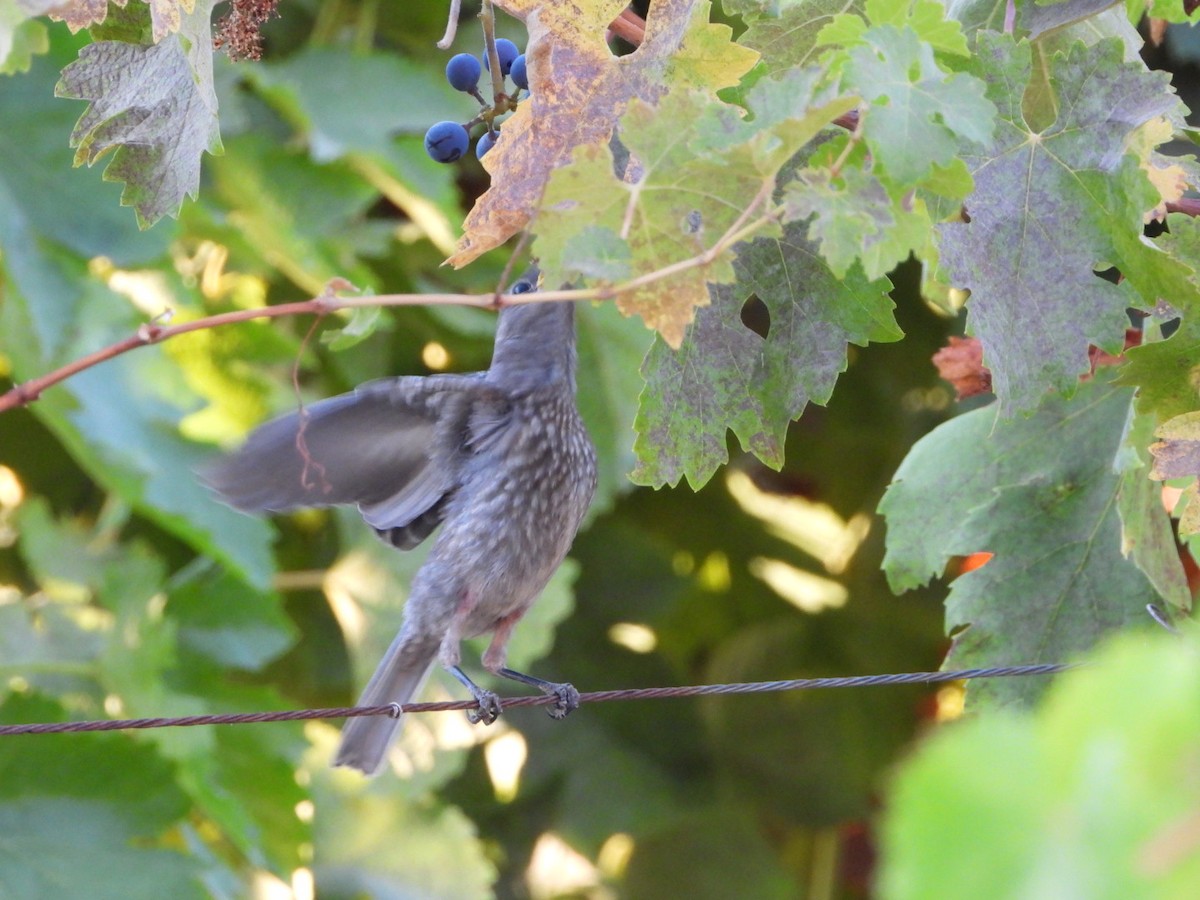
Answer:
[732,0,867,75]
[938,33,1195,413]
[633,220,898,488]
[536,70,855,346]
[47,0,192,44]
[945,0,1125,38]
[1149,411,1200,480]
[55,0,221,227]
[449,0,758,266]
[880,374,1160,708]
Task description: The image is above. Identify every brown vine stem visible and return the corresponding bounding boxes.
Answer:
[608,8,646,46]
[480,1,506,111]
[1166,198,1200,217]
[1,83,851,415]
[0,181,796,414]
[829,109,865,179]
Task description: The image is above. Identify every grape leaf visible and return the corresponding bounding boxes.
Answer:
[880,631,1200,899]
[449,0,758,266]
[48,0,196,43]
[945,0,1123,37]
[536,69,855,345]
[0,1,51,74]
[879,374,1159,707]
[730,0,868,75]
[13,501,307,871]
[1118,218,1200,423]
[244,47,464,257]
[784,148,962,280]
[835,24,995,185]
[633,220,898,488]
[1149,411,1200,481]
[55,0,221,227]
[0,694,206,898]
[575,301,655,513]
[0,50,273,586]
[938,34,1190,412]
[1116,413,1191,612]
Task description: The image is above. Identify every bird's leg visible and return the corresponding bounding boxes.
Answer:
[484,612,580,720]
[441,591,502,725]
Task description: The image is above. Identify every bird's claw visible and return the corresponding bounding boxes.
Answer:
[467,688,502,725]
[543,682,580,720]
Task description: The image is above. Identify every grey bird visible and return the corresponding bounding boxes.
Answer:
[200,273,597,775]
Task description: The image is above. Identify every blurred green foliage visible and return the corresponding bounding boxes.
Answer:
[1,1,1196,898]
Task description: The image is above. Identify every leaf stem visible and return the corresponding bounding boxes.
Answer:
[480,1,506,108]
[436,0,463,49]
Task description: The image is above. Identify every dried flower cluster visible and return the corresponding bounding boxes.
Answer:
[213,0,279,61]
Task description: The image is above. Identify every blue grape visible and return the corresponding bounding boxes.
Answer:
[510,54,528,90]
[445,53,481,92]
[424,121,470,163]
[476,129,499,160]
[482,38,520,75]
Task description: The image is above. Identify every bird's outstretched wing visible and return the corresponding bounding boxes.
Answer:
[200,373,500,548]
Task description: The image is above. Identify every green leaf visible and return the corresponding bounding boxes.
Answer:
[785,151,936,280]
[879,629,1200,898]
[575,301,652,513]
[55,0,222,227]
[0,12,48,75]
[938,34,1193,412]
[322,304,384,352]
[1116,413,1191,612]
[634,220,898,488]
[840,24,995,185]
[250,46,464,152]
[312,765,495,899]
[733,0,868,75]
[818,0,970,57]
[880,374,1157,707]
[1119,219,1200,423]
[167,560,297,672]
[203,132,383,296]
[0,694,205,898]
[623,808,800,898]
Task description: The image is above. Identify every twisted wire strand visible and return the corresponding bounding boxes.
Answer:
[0,663,1074,736]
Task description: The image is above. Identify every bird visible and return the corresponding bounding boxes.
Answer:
[200,272,597,775]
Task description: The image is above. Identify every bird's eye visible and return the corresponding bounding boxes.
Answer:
[511,280,534,295]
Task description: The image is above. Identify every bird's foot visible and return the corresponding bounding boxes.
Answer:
[450,666,503,726]
[466,687,503,725]
[543,681,580,720]
[497,668,579,720]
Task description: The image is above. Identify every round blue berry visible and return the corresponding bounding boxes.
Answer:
[510,54,528,91]
[424,121,470,163]
[482,38,520,76]
[445,53,481,92]
[476,129,500,160]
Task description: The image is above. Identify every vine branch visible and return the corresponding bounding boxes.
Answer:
[0,172,794,414]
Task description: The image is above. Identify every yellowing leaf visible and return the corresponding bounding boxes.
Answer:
[48,0,193,42]
[449,0,758,267]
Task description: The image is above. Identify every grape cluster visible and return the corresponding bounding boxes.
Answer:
[423,38,530,165]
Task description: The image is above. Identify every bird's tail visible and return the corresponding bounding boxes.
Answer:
[334,634,438,776]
